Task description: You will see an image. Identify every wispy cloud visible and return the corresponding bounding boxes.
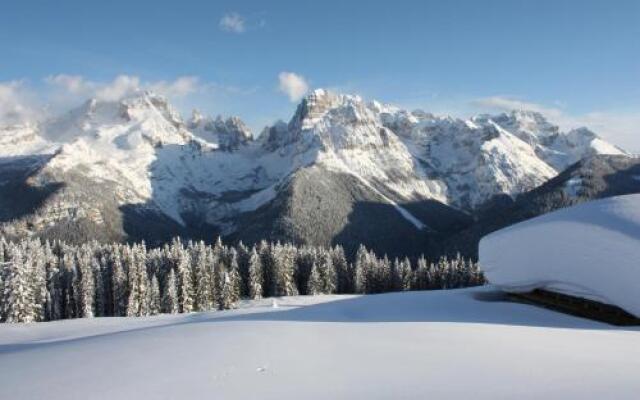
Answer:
[473,96,564,119]
[0,80,40,124]
[278,72,309,102]
[473,95,640,153]
[45,74,202,101]
[0,75,221,125]
[219,12,246,34]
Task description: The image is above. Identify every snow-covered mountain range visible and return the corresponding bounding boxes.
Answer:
[0,88,630,255]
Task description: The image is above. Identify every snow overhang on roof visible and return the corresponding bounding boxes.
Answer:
[479,194,640,318]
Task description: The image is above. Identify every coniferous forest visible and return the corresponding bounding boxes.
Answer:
[0,237,484,323]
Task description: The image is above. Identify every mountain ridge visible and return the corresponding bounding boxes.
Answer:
[0,88,630,256]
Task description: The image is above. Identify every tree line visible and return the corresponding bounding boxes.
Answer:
[0,237,485,323]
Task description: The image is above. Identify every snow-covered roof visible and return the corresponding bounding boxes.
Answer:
[479,194,640,317]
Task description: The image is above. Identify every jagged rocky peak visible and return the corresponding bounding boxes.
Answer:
[188,111,252,150]
[267,88,407,153]
[260,120,292,151]
[471,110,559,146]
[498,109,557,132]
[119,90,184,128]
[288,89,378,130]
[41,90,194,149]
[291,89,344,122]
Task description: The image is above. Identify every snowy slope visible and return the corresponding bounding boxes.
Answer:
[0,287,638,399]
[479,194,640,317]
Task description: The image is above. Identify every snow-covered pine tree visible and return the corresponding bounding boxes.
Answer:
[413,255,429,290]
[177,248,194,313]
[438,256,450,289]
[399,257,412,291]
[2,248,35,323]
[293,246,315,295]
[60,251,77,319]
[217,271,234,310]
[28,244,48,322]
[162,268,179,314]
[247,247,263,300]
[149,274,161,315]
[391,258,402,292]
[269,243,297,297]
[318,250,336,294]
[137,243,149,316]
[353,244,369,294]
[228,248,241,304]
[111,251,126,316]
[307,262,322,295]
[331,245,350,294]
[193,241,213,311]
[76,249,95,318]
[125,246,140,317]
[92,257,106,317]
[258,240,273,297]
[236,241,250,298]
[44,241,61,321]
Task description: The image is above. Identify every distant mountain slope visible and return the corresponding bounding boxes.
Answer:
[443,155,640,258]
[0,89,630,256]
[228,165,471,259]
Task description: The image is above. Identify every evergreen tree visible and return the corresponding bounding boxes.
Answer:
[111,252,126,316]
[217,271,234,310]
[162,268,179,314]
[318,250,336,294]
[331,245,350,294]
[274,244,297,296]
[236,241,250,298]
[2,248,34,323]
[177,249,193,313]
[193,241,213,311]
[228,249,241,304]
[258,240,273,297]
[76,250,95,318]
[28,247,48,322]
[307,262,322,295]
[354,245,368,294]
[247,248,263,300]
[148,274,161,315]
[93,257,106,317]
[44,242,62,321]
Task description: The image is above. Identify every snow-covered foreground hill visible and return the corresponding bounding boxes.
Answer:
[1,287,638,399]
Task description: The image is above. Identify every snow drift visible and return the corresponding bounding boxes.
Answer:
[479,194,640,317]
[1,288,639,399]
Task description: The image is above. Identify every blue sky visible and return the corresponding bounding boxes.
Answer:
[1,0,638,150]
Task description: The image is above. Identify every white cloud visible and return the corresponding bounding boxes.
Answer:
[278,72,309,102]
[473,96,564,119]
[94,75,141,101]
[473,95,640,153]
[45,74,201,102]
[149,76,200,98]
[0,74,213,126]
[219,13,246,33]
[44,74,90,94]
[0,80,37,124]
